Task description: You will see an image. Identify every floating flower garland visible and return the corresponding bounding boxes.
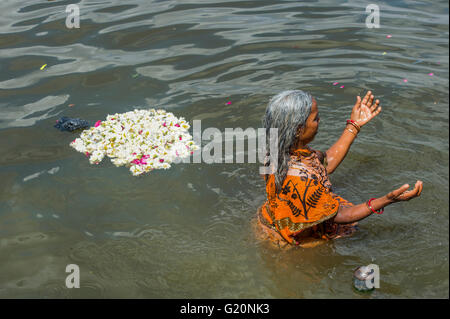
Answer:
[70,109,199,176]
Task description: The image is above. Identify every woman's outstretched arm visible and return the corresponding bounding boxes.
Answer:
[325,91,381,174]
[333,181,423,224]
[325,123,358,174]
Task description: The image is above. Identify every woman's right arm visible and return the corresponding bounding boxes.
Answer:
[333,181,423,224]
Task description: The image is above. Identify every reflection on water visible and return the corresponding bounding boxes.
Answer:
[0,0,448,298]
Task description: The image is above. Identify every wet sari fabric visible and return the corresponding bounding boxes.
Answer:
[259,145,356,246]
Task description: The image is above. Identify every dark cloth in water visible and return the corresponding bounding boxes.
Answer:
[54,117,89,132]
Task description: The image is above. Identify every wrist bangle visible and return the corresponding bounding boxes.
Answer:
[366,198,384,215]
[346,120,361,132]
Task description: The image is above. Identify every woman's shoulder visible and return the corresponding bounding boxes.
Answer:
[290,146,326,166]
[305,145,326,162]
[288,147,331,187]
[313,149,326,164]
[287,155,311,176]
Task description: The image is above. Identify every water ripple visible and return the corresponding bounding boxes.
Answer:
[0,0,448,298]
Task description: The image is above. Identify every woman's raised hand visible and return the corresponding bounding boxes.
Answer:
[351,91,382,127]
[386,181,423,203]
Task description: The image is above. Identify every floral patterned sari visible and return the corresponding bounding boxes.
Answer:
[256,145,357,248]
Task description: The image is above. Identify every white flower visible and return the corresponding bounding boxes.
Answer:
[70,108,199,176]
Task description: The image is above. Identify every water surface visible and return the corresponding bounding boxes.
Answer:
[0,0,448,298]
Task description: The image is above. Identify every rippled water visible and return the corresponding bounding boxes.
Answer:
[0,0,448,298]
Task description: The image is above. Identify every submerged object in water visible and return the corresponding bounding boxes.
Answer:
[353,264,379,292]
[54,117,90,132]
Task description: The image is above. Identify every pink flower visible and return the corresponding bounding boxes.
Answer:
[428,73,434,76]
[176,151,179,156]
[139,130,143,134]
[386,35,392,38]
[403,79,408,83]
[85,152,90,157]
[162,122,167,127]
[159,159,164,163]
[179,136,182,140]
[71,139,76,144]
[175,123,180,127]
[333,82,339,86]
[340,85,344,88]
[226,101,232,105]
[94,120,102,127]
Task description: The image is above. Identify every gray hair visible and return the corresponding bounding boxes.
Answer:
[262,90,313,194]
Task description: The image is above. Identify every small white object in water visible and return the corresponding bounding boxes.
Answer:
[23,171,45,182]
[47,167,60,175]
[23,167,60,182]
[211,187,221,195]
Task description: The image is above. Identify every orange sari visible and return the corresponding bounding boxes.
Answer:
[257,145,357,248]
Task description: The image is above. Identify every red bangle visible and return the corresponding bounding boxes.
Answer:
[366,198,384,214]
[346,119,361,132]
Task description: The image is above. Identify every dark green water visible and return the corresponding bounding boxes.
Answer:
[0,0,448,298]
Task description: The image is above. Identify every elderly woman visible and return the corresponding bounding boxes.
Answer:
[256,90,423,248]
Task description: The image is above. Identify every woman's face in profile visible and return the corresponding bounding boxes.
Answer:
[298,97,320,145]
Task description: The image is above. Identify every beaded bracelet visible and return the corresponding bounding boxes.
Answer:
[366,198,384,214]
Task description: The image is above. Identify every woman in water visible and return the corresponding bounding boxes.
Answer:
[256,90,423,248]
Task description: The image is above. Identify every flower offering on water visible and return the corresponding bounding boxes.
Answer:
[70,109,199,176]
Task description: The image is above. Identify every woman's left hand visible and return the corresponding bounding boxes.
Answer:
[350,90,382,127]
